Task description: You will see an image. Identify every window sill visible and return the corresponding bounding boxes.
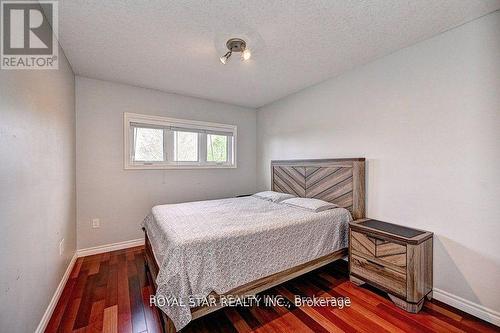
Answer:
[124,164,237,170]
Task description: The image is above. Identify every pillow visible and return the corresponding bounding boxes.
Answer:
[252,191,295,203]
[281,197,338,212]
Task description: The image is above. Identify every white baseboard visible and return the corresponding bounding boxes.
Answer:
[434,288,500,326]
[35,253,77,333]
[76,238,144,257]
[35,239,144,332]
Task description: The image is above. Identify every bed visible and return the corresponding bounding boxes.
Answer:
[142,158,366,332]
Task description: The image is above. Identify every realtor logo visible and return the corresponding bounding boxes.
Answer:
[1,0,58,69]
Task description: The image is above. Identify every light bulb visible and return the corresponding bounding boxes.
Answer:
[241,49,251,61]
[220,51,231,65]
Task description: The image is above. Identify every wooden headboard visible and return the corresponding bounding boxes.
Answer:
[271,158,365,219]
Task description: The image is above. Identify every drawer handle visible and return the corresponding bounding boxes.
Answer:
[368,235,384,243]
[367,259,384,269]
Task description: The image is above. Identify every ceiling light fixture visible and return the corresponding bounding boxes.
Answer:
[220,38,251,64]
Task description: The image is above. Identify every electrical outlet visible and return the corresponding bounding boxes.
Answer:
[92,218,100,228]
[59,239,64,256]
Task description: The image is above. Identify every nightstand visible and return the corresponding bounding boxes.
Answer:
[349,219,433,313]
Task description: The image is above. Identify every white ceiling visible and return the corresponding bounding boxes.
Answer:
[57,1,500,108]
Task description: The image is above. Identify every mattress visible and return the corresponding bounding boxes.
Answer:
[142,196,351,330]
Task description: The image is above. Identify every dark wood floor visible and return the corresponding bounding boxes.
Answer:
[46,246,499,333]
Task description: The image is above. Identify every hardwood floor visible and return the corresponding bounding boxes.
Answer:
[46,247,499,333]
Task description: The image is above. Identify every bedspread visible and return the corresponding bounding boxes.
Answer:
[142,196,351,330]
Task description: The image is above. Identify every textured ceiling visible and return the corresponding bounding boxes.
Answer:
[57,1,500,108]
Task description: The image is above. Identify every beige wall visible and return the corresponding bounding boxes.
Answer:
[76,77,257,249]
[257,12,500,322]
[0,49,76,331]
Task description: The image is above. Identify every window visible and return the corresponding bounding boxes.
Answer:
[207,134,227,163]
[174,131,198,162]
[133,127,164,162]
[124,113,236,169]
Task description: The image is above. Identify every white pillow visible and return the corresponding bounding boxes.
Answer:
[253,191,295,203]
[281,197,338,212]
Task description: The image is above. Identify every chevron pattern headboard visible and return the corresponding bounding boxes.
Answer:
[271,158,365,219]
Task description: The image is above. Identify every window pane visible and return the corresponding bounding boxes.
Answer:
[207,134,227,162]
[133,127,164,162]
[175,131,198,162]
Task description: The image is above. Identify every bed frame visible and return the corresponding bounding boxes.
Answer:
[143,158,366,332]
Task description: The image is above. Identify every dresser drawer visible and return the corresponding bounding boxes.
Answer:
[350,255,407,298]
[351,231,407,271]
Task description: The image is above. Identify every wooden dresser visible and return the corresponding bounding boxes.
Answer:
[349,219,433,313]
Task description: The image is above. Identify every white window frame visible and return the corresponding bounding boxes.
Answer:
[124,112,237,169]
